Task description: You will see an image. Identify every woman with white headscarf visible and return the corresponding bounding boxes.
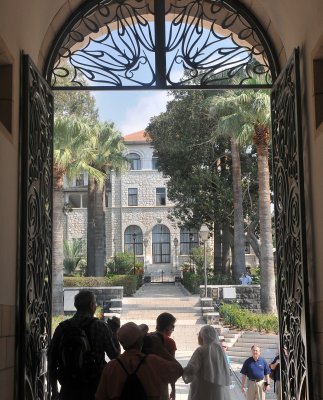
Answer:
[182,325,231,400]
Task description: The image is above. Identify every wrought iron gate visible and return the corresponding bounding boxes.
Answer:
[271,48,312,400]
[11,2,311,400]
[16,55,54,400]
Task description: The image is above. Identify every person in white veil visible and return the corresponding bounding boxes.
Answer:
[182,325,231,400]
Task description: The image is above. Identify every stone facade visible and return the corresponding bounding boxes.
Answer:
[63,131,193,274]
[65,209,87,241]
[200,285,261,312]
[63,131,258,274]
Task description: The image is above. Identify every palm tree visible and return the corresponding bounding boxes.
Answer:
[53,116,104,315]
[209,86,276,313]
[209,99,246,281]
[81,122,127,276]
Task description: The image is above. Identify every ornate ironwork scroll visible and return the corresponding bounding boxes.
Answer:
[271,48,312,400]
[17,55,53,400]
[45,0,278,89]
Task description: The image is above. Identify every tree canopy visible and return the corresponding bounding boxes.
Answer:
[146,89,258,230]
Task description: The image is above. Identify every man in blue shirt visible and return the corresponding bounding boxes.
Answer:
[240,345,271,399]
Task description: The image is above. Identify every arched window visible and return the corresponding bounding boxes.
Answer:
[152,225,170,263]
[124,225,143,255]
[127,153,141,170]
[180,228,199,255]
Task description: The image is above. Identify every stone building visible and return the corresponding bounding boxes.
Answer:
[64,130,202,275]
[63,129,258,275]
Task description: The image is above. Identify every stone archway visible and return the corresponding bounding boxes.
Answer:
[17,1,311,399]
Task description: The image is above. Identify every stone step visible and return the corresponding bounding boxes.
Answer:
[239,332,278,338]
[122,306,202,312]
[237,337,278,343]
[203,312,220,324]
[121,319,205,326]
[232,343,278,350]
[223,331,242,338]
[201,306,214,314]
[122,313,202,318]
[122,301,200,307]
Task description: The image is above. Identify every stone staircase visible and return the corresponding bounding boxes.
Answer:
[225,331,279,400]
[118,283,248,399]
[121,292,204,352]
[227,331,279,363]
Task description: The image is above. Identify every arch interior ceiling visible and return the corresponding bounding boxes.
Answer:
[45,0,278,90]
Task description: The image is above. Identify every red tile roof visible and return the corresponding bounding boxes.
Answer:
[123,130,150,142]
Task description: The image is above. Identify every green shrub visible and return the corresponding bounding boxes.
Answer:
[219,303,278,334]
[63,275,141,296]
[106,252,136,275]
[191,246,213,273]
[208,273,236,285]
[63,238,86,275]
[180,262,191,273]
[250,266,261,284]
[182,272,203,294]
[182,270,235,293]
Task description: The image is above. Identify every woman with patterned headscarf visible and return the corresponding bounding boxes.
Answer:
[182,325,231,400]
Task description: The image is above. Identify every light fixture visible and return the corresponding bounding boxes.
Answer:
[199,224,210,298]
[199,224,209,242]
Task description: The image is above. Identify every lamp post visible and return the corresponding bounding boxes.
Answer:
[112,237,117,273]
[189,232,193,272]
[199,224,210,298]
[173,237,179,270]
[143,238,148,273]
[132,233,137,275]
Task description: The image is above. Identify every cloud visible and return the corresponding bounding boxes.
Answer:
[119,91,169,135]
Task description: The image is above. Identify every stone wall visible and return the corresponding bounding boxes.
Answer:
[64,209,87,241]
[200,285,261,312]
[64,287,123,314]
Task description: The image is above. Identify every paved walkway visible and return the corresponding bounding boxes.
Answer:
[121,283,246,400]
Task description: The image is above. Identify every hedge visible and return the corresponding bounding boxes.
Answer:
[63,275,142,296]
[219,303,278,334]
[182,272,236,294]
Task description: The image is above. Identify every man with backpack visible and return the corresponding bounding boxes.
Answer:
[48,290,120,400]
[269,354,281,399]
[95,322,183,400]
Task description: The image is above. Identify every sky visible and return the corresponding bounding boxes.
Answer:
[93,90,170,136]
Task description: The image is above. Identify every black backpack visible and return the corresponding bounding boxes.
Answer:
[117,355,148,400]
[57,318,99,387]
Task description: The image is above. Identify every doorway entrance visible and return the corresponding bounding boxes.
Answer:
[17,1,312,399]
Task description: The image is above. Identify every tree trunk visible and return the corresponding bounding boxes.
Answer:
[222,225,231,275]
[246,220,260,261]
[213,226,222,274]
[231,139,246,280]
[87,176,106,276]
[52,167,64,315]
[255,124,276,313]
